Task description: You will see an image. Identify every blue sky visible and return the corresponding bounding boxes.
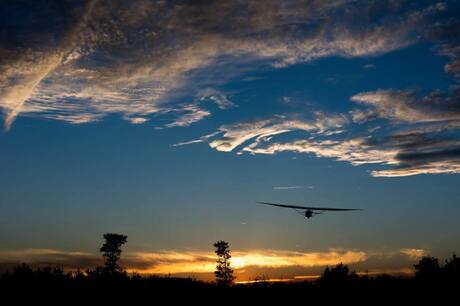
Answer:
[1,0,460,280]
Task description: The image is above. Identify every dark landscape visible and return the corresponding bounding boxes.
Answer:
[1,1,460,301]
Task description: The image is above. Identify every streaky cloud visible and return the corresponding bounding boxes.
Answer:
[209,113,348,153]
[351,89,460,123]
[0,0,445,128]
[200,112,460,177]
[273,186,313,190]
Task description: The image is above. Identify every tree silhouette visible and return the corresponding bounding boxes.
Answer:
[100,233,128,274]
[320,263,356,284]
[414,256,440,280]
[444,253,460,280]
[213,240,234,286]
[2,252,460,298]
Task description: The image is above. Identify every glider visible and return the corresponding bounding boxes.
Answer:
[256,201,363,219]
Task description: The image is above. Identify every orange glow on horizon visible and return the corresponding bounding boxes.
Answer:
[125,249,368,275]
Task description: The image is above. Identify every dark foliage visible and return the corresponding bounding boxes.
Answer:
[1,251,459,302]
[213,240,234,286]
[99,233,128,274]
[414,256,440,279]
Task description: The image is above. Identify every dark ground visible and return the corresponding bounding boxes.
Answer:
[1,256,459,302]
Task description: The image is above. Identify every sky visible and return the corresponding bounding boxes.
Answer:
[1,0,460,282]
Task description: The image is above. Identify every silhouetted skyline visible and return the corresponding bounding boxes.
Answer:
[1,0,459,282]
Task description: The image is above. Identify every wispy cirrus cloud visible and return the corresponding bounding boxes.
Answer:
[164,104,211,128]
[171,131,221,147]
[273,186,313,190]
[190,110,460,177]
[198,88,235,110]
[350,89,460,123]
[206,113,348,153]
[341,12,460,176]
[173,5,460,177]
[0,0,445,129]
[2,1,458,178]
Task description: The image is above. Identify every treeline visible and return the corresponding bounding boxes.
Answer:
[0,233,459,300]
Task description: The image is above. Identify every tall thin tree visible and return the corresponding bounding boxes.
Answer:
[213,240,234,286]
[100,233,128,273]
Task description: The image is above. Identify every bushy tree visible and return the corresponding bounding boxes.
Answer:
[320,263,355,283]
[414,256,440,280]
[100,233,128,273]
[213,240,234,286]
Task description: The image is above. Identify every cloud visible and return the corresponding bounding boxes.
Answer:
[273,186,313,190]
[351,89,460,123]
[208,113,348,153]
[400,248,428,259]
[241,137,398,166]
[0,247,433,281]
[126,117,148,124]
[281,96,292,104]
[198,88,235,110]
[172,131,221,147]
[164,104,211,128]
[171,139,206,147]
[0,248,100,270]
[0,0,445,128]
[426,10,460,81]
[195,112,393,165]
[331,5,460,177]
[199,110,460,176]
[343,10,460,177]
[2,1,458,178]
[349,109,379,123]
[372,160,460,177]
[0,52,62,130]
[0,248,367,278]
[177,6,460,179]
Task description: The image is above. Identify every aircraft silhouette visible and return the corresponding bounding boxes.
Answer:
[257,201,363,219]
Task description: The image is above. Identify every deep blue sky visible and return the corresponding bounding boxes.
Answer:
[1,0,459,279]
